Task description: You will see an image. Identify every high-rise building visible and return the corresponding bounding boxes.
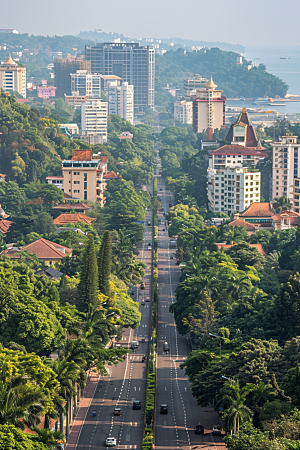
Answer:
[70,70,102,97]
[101,75,123,94]
[85,42,155,114]
[108,82,134,124]
[207,166,261,214]
[193,76,226,139]
[0,55,26,97]
[271,133,299,202]
[291,178,300,214]
[54,57,91,98]
[174,101,193,124]
[183,74,208,97]
[81,97,107,142]
[62,149,106,205]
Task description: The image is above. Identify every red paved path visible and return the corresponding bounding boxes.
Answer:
[66,373,100,450]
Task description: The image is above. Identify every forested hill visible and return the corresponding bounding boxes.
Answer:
[156,48,288,98]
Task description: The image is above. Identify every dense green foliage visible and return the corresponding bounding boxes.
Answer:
[156,48,288,98]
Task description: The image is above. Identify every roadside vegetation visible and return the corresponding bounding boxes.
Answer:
[159,123,300,450]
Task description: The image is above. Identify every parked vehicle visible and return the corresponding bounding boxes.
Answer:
[147,221,151,226]
[133,400,141,410]
[160,404,168,414]
[194,425,204,434]
[92,410,96,417]
[114,408,122,416]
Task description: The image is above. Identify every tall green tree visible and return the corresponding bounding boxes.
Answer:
[77,234,98,312]
[98,231,112,297]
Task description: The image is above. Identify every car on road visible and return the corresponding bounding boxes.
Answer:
[114,408,121,416]
[147,221,151,226]
[160,404,168,414]
[141,299,145,305]
[145,297,150,302]
[140,282,145,289]
[163,341,169,352]
[212,424,222,435]
[133,400,141,410]
[141,336,145,343]
[194,425,204,434]
[131,340,139,349]
[160,188,163,191]
[105,437,117,447]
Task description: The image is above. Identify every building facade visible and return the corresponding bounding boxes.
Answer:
[291,178,300,214]
[174,100,193,124]
[271,133,299,202]
[0,55,26,97]
[62,149,106,205]
[81,97,108,142]
[85,42,155,114]
[54,57,91,98]
[108,82,134,124]
[37,80,56,99]
[207,166,261,214]
[183,74,208,97]
[70,70,102,97]
[193,76,226,139]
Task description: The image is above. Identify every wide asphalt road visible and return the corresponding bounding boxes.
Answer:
[155,157,226,450]
[76,197,153,450]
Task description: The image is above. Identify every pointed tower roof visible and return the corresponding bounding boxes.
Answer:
[4,54,17,65]
[206,75,217,90]
[225,108,259,147]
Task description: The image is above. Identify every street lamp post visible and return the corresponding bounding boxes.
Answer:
[209,332,222,355]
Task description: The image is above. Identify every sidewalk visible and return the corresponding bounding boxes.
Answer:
[65,373,100,450]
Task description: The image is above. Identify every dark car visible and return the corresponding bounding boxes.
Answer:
[160,404,168,414]
[114,408,122,416]
[194,425,204,434]
[133,400,141,410]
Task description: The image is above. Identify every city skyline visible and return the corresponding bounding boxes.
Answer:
[1,0,299,48]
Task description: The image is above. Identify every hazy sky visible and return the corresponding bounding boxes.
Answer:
[1,0,299,48]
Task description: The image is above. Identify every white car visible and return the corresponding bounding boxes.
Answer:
[212,425,222,435]
[105,437,117,447]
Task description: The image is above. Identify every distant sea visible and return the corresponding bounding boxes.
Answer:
[245,46,300,95]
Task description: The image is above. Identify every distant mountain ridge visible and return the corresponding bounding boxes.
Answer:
[77,29,245,54]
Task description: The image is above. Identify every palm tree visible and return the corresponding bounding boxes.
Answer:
[273,195,291,213]
[32,427,65,450]
[0,376,46,429]
[220,380,253,434]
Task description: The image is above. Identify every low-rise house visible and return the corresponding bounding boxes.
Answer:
[53,202,93,214]
[228,218,256,235]
[0,204,12,234]
[54,213,96,226]
[238,202,275,230]
[0,238,72,265]
[271,210,300,230]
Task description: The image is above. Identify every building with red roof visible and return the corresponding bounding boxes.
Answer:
[53,202,93,213]
[271,210,300,230]
[53,213,96,226]
[216,242,267,256]
[1,238,72,265]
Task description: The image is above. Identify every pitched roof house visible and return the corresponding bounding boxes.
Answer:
[53,213,96,225]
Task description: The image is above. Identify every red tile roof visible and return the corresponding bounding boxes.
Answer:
[103,171,118,179]
[210,145,268,157]
[27,196,44,205]
[53,202,93,211]
[241,202,274,218]
[71,149,92,161]
[271,210,300,225]
[54,213,96,225]
[216,243,266,256]
[0,219,12,234]
[228,219,256,231]
[1,238,72,261]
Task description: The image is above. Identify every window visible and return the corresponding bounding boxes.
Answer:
[74,189,80,193]
[74,180,80,184]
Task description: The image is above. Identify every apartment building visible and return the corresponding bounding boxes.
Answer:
[291,178,300,214]
[193,76,226,139]
[174,100,193,124]
[70,70,102,97]
[101,75,122,94]
[62,149,106,205]
[54,56,91,97]
[85,42,155,114]
[183,74,208,97]
[81,97,108,142]
[271,133,299,202]
[108,82,134,124]
[0,55,26,97]
[207,166,261,214]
